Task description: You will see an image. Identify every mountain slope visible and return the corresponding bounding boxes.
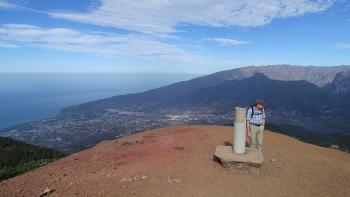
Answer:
[327,71,350,92]
[172,73,333,114]
[1,125,349,197]
[0,136,65,181]
[61,64,350,114]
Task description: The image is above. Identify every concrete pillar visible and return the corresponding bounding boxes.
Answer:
[233,107,246,154]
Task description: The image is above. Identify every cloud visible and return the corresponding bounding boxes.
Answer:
[0,1,18,9]
[204,38,250,46]
[49,0,335,34]
[0,24,193,60]
[336,42,350,49]
[0,42,19,48]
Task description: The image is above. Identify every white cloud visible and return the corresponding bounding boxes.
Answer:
[336,42,350,49]
[0,1,18,9]
[204,38,250,46]
[49,0,335,34]
[0,42,18,48]
[0,24,193,60]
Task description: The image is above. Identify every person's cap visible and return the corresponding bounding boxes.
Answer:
[255,99,265,106]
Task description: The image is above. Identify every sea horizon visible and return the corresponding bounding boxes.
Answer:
[0,73,200,129]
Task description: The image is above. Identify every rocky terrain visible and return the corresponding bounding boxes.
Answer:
[1,125,349,197]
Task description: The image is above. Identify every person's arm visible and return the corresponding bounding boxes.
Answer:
[246,107,252,123]
[246,122,251,137]
[246,108,252,137]
[262,108,266,126]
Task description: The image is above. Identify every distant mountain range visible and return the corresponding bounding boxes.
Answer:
[1,64,350,153]
[62,64,350,114]
[327,71,350,92]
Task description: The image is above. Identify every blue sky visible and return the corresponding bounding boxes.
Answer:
[0,0,349,74]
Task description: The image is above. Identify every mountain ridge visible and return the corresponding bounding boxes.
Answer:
[328,71,350,92]
[60,64,350,114]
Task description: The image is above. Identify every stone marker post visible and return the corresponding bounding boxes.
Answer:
[214,107,263,169]
[233,107,246,154]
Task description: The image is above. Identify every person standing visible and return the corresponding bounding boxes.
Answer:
[246,99,266,151]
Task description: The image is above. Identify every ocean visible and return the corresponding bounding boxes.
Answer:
[0,73,199,129]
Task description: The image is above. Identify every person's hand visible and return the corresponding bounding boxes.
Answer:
[246,133,251,146]
[246,122,250,136]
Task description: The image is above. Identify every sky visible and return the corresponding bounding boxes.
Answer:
[0,0,349,74]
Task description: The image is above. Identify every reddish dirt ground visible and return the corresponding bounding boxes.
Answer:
[1,125,349,197]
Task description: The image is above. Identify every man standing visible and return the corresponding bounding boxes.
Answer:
[246,99,266,151]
